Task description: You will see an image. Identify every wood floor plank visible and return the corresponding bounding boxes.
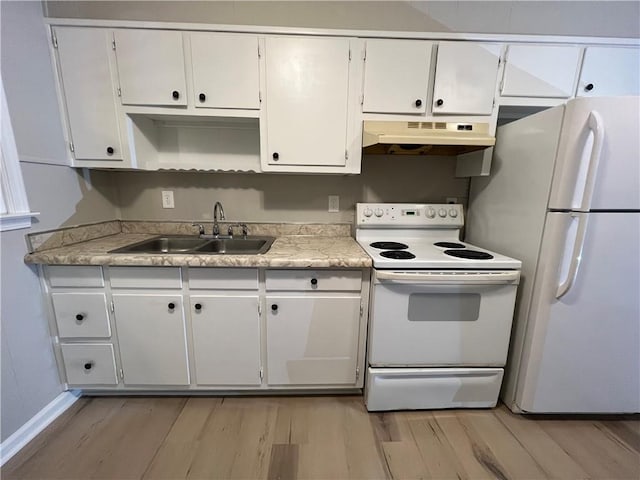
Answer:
[4,396,640,480]
[541,418,640,479]
[600,419,640,454]
[3,397,128,480]
[432,412,507,479]
[85,397,186,479]
[407,414,468,479]
[267,444,299,480]
[457,410,549,479]
[342,397,390,479]
[273,396,309,445]
[184,397,278,479]
[1,397,90,477]
[381,440,428,480]
[493,406,589,479]
[297,397,350,479]
[142,397,222,479]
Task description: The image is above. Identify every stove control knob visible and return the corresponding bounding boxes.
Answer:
[449,208,458,218]
[374,208,384,217]
[438,208,447,218]
[363,208,373,218]
[426,208,436,219]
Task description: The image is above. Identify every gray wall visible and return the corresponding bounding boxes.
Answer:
[114,156,469,223]
[0,1,119,443]
[44,0,640,38]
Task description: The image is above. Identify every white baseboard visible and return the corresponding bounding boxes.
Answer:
[0,391,80,466]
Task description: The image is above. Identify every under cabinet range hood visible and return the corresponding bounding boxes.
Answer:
[362,121,495,156]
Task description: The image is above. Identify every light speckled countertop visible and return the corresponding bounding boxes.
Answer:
[24,221,372,268]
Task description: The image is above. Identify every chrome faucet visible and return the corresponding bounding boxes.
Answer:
[212,201,225,236]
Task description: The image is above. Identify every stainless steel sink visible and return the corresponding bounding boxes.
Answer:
[110,235,274,255]
[193,237,274,254]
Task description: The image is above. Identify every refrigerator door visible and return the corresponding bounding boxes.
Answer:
[516,212,640,413]
[549,96,640,211]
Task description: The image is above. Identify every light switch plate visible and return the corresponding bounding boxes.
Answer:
[162,190,175,209]
[328,195,339,212]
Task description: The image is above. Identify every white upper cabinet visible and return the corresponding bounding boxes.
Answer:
[577,46,640,97]
[264,36,351,167]
[53,27,123,161]
[501,45,581,98]
[189,33,260,109]
[432,42,502,115]
[114,29,187,106]
[362,39,433,114]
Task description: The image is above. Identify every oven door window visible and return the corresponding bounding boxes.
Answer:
[408,293,481,322]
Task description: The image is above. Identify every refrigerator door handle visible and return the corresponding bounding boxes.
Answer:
[556,213,589,299]
[579,111,605,211]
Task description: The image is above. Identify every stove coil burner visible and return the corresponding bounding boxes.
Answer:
[380,250,416,260]
[444,249,494,260]
[370,242,409,250]
[434,242,466,249]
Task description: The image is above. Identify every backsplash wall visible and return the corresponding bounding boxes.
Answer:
[113,155,470,224]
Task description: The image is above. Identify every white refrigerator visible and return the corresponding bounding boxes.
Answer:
[467,96,640,413]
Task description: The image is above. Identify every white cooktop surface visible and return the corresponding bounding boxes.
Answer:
[356,234,521,270]
[356,203,521,270]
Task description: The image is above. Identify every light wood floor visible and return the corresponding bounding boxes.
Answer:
[3,395,639,480]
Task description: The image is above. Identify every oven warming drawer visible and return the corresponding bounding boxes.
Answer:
[365,367,504,411]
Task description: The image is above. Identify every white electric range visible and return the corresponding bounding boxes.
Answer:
[356,203,521,411]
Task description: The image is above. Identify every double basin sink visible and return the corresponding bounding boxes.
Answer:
[110,235,275,255]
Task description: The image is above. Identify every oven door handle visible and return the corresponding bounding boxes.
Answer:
[375,270,520,285]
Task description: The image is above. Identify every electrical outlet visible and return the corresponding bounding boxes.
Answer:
[446,197,458,204]
[328,195,339,212]
[162,190,175,209]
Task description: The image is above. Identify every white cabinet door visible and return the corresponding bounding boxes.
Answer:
[433,42,501,115]
[501,45,581,98]
[264,36,350,167]
[190,295,261,385]
[362,39,433,114]
[190,33,260,109]
[577,47,640,97]
[266,295,361,385]
[54,27,122,161]
[114,29,187,106]
[113,293,189,385]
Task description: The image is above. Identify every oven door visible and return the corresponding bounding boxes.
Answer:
[369,270,520,367]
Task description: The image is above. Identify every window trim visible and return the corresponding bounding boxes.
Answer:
[1,78,38,231]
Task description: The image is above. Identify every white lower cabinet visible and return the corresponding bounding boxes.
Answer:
[190,294,261,385]
[46,266,367,391]
[112,293,190,385]
[266,295,361,385]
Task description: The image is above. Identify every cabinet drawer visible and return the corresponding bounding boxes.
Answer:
[52,292,111,338]
[109,267,182,289]
[265,270,361,291]
[47,266,104,288]
[189,268,258,290]
[61,343,118,386]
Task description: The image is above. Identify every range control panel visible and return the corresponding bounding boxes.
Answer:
[356,203,464,228]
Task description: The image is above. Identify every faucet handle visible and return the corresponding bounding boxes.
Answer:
[227,223,249,237]
[191,223,205,235]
